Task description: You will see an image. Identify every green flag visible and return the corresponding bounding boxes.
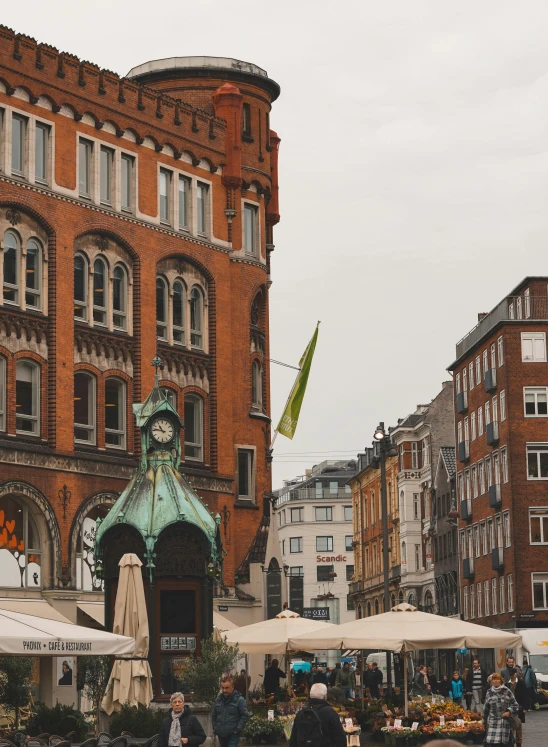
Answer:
[276,324,319,440]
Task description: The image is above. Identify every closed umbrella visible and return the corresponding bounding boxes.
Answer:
[102,554,153,714]
[288,603,523,714]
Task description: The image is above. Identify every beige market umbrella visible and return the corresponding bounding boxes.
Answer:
[213,610,238,641]
[102,554,153,714]
[224,608,333,654]
[288,603,523,714]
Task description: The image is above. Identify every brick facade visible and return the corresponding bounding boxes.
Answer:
[0,25,281,609]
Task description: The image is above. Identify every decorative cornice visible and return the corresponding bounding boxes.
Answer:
[158,343,211,378]
[75,324,133,362]
[0,443,136,479]
[0,306,48,343]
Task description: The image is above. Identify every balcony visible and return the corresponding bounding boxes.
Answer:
[458,440,470,463]
[456,391,468,414]
[492,546,504,571]
[455,295,548,360]
[485,368,497,392]
[463,556,474,579]
[489,483,502,509]
[461,499,472,521]
[486,421,499,446]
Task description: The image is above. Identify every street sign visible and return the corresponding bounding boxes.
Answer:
[218,605,228,611]
[302,607,330,621]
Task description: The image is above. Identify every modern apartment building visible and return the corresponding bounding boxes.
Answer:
[448,277,548,631]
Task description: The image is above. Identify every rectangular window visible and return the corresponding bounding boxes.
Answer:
[15,361,39,435]
[472,465,478,498]
[479,461,485,494]
[470,584,475,619]
[509,301,515,319]
[480,521,487,555]
[527,443,548,479]
[291,507,303,523]
[346,565,354,582]
[244,203,258,255]
[463,367,468,392]
[413,493,420,520]
[471,412,476,440]
[492,396,498,425]
[485,456,492,488]
[522,332,547,362]
[463,586,469,620]
[315,482,323,498]
[178,175,190,229]
[483,349,488,376]
[524,387,548,417]
[484,580,490,616]
[525,288,531,318]
[500,576,506,614]
[104,378,125,448]
[184,396,203,461]
[345,535,353,551]
[474,524,480,557]
[456,373,461,394]
[500,390,506,421]
[487,517,494,552]
[197,182,208,235]
[508,574,514,611]
[492,578,498,615]
[237,448,254,499]
[475,356,481,385]
[533,573,548,610]
[501,448,508,483]
[503,511,511,547]
[329,481,338,495]
[315,506,333,522]
[457,421,463,444]
[478,407,484,436]
[100,146,113,204]
[74,373,96,444]
[121,154,134,211]
[242,103,251,136]
[289,537,303,553]
[289,566,303,576]
[498,336,504,367]
[491,342,497,371]
[485,401,491,426]
[529,509,548,544]
[477,582,482,617]
[35,122,49,183]
[317,565,334,582]
[344,506,352,521]
[79,139,92,197]
[493,452,500,485]
[411,442,418,469]
[414,543,420,571]
[159,168,171,223]
[469,361,474,389]
[316,536,333,552]
[517,296,522,319]
[11,114,26,175]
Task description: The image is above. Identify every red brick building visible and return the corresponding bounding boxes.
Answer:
[449,277,548,635]
[0,23,281,691]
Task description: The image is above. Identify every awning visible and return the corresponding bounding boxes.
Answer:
[77,602,105,626]
[0,598,72,624]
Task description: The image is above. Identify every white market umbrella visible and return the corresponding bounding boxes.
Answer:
[213,610,238,641]
[288,604,522,714]
[0,608,135,655]
[102,554,153,714]
[224,608,333,655]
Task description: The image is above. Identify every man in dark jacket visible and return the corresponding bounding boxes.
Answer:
[465,658,488,713]
[369,662,383,698]
[328,663,340,687]
[313,667,329,686]
[212,676,249,747]
[264,658,287,699]
[289,683,346,747]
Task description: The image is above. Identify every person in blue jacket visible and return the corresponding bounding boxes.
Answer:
[450,671,464,705]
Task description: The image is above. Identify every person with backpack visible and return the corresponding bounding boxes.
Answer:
[289,682,347,747]
[522,660,539,710]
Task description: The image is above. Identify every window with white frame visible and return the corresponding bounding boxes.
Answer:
[492,578,498,615]
[487,516,494,552]
[474,524,480,557]
[484,579,490,616]
[121,154,134,212]
[485,456,492,488]
[457,473,464,501]
[508,573,514,611]
[480,521,487,555]
[470,584,475,619]
[498,336,504,367]
[411,442,418,468]
[74,254,88,320]
[475,356,481,385]
[11,113,27,176]
[178,175,191,229]
[517,296,522,319]
[492,396,498,425]
[477,582,482,617]
[315,506,333,522]
[465,470,471,501]
[244,203,259,255]
[500,576,505,613]
[522,332,546,362]
[525,288,531,318]
[16,360,40,435]
[190,287,204,349]
[290,507,303,523]
[456,373,461,394]
[472,465,478,498]
[3,229,19,304]
[316,536,333,552]
[159,168,171,223]
[197,182,209,235]
[112,265,127,331]
[463,586,469,620]
[413,493,420,520]
[524,387,548,417]
[500,390,506,421]
[457,421,462,445]
[237,447,254,500]
[490,343,496,370]
[2,230,43,312]
[509,301,515,319]
[35,122,49,184]
[463,367,468,392]
[469,361,474,389]
[345,535,353,551]
[483,349,488,376]
[74,372,96,445]
[479,461,485,494]
[344,505,353,521]
[100,146,114,205]
[414,543,420,571]
[79,138,93,197]
[105,377,125,448]
[533,573,548,609]
[501,447,508,483]
[478,407,484,436]
[503,511,511,547]
[251,360,263,410]
[289,566,304,576]
[493,452,500,486]
[485,401,491,426]
[471,412,476,440]
[530,508,548,544]
[0,356,5,431]
[527,444,548,480]
[184,395,203,461]
[290,537,302,553]
[92,257,107,326]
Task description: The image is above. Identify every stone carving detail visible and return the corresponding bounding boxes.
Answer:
[154,525,208,577]
[0,446,136,480]
[75,326,133,364]
[6,208,21,226]
[185,473,233,494]
[103,527,146,579]
[0,308,48,345]
[95,236,108,252]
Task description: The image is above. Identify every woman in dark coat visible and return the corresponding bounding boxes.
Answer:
[157,692,206,747]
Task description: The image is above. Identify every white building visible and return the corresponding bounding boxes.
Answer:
[274,460,357,663]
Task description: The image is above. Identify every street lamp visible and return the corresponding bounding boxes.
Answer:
[372,422,398,698]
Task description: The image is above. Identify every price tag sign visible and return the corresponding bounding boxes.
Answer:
[345,718,353,728]
[412,722,419,731]
[394,719,402,729]
[268,710,274,721]
[457,719,465,727]
[439,716,445,726]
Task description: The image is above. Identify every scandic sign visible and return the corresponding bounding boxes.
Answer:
[316,555,347,562]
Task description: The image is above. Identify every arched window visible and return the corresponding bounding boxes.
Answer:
[25,239,41,309]
[3,230,19,304]
[76,503,111,591]
[105,377,126,449]
[172,280,185,344]
[0,496,41,588]
[251,360,262,410]
[408,592,417,607]
[156,276,168,340]
[160,386,177,410]
[367,601,371,617]
[424,590,434,613]
[374,598,379,615]
[401,541,407,564]
[391,592,396,610]
[371,491,376,523]
[74,253,88,320]
[112,265,127,331]
[399,590,404,604]
[16,360,40,435]
[0,356,5,432]
[189,287,203,349]
[184,394,203,461]
[74,372,96,444]
[93,257,107,326]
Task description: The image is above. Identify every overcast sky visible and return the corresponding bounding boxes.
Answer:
[6,1,548,488]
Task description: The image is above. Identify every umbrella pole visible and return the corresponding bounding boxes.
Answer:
[404,650,408,718]
[245,654,249,703]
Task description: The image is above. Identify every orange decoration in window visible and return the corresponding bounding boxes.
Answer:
[0,509,4,526]
[18,540,24,551]
[8,534,17,548]
[6,520,15,534]
[0,527,7,547]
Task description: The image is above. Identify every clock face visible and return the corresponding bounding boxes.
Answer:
[151,417,175,444]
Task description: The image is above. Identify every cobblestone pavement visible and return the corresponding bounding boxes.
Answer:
[522,706,548,746]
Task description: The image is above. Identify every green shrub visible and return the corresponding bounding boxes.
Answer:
[183,636,239,706]
[110,703,166,738]
[243,715,284,740]
[27,703,88,741]
[0,656,34,728]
